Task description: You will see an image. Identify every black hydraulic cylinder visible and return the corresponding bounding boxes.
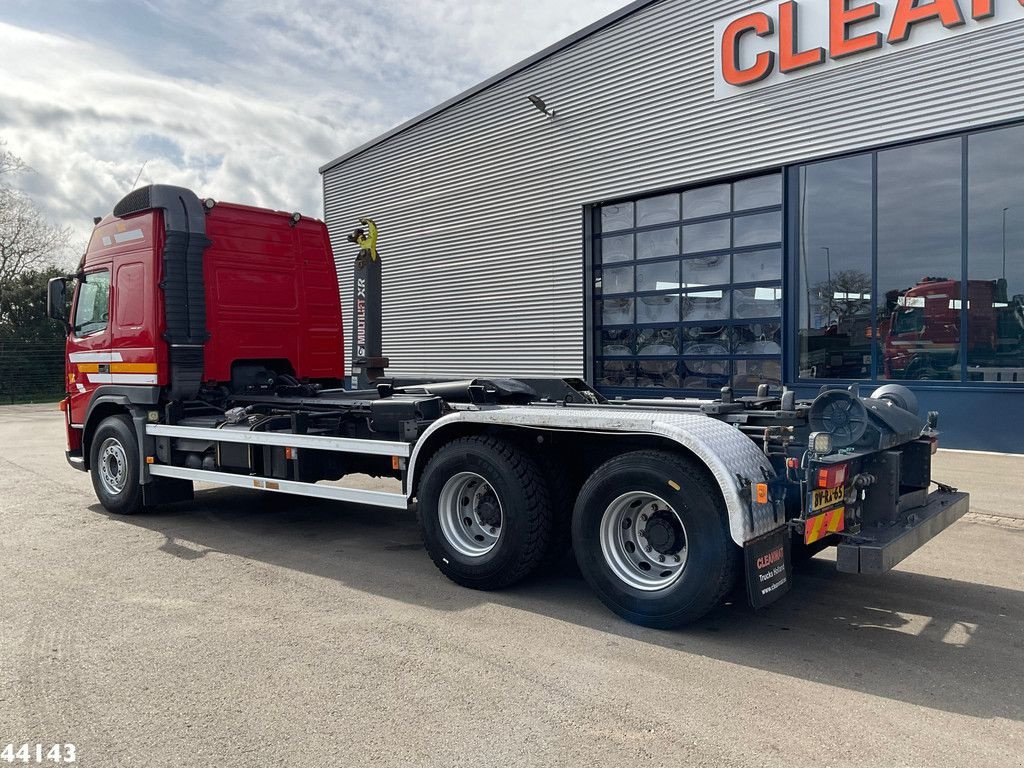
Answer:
[347,219,388,389]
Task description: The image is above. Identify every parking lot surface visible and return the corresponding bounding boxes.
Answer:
[1,404,1022,767]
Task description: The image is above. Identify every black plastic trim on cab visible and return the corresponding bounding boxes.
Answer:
[83,386,160,427]
[113,184,210,400]
[81,387,160,473]
[65,450,86,472]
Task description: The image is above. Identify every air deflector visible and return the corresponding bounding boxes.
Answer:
[113,184,210,400]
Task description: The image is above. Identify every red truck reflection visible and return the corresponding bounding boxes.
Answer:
[883,277,1021,380]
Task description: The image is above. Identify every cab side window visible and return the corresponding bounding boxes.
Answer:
[73,270,111,336]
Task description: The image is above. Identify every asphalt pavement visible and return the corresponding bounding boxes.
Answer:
[1,403,1022,767]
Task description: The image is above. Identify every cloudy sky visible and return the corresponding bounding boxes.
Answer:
[0,0,627,250]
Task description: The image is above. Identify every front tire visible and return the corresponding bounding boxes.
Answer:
[89,414,144,515]
[418,436,554,591]
[571,450,737,629]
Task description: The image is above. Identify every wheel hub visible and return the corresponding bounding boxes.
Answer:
[599,492,689,592]
[475,492,501,528]
[644,511,683,555]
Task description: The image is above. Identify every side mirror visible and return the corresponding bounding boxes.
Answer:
[47,277,71,332]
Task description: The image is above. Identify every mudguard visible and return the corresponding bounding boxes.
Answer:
[406,407,783,546]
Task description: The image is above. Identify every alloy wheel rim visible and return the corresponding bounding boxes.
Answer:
[437,472,503,558]
[98,437,128,496]
[599,491,688,591]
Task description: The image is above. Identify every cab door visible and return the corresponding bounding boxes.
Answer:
[67,266,112,426]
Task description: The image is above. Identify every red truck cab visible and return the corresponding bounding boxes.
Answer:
[50,185,344,467]
[883,277,999,379]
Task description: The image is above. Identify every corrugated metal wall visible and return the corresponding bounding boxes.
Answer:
[322,0,1024,380]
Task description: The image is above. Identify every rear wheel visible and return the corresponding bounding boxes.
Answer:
[571,450,737,628]
[418,436,553,590]
[89,414,144,515]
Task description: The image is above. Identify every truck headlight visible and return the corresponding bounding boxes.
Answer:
[810,431,833,456]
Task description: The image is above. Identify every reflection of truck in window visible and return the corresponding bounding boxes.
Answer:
[883,277,1023,380]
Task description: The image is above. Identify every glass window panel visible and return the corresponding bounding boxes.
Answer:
[601,265,634,295]
[734,174,782,210]
[637,261,680,292]
[636,227,680,260]
[680,325,731,356]
[598,328,636,356]
[967,125,1024,383]
[73,270,111,336]
[599,297,634,325]
[681,358,731,390]
[636,293,680,323]
[683,219,730,254]
[590,175,785,398]
[637,359,683,389]
[797,155,874,380]
[681,290,730,322]
[734,211,782,247]
[636,327,681,355]
[683,184,731,219]
[734,248,782,283]
[733,323,783,355]
[598,234,633,265]
[878,138,962,381]
[595,360,637,388]
[600,202,633,233]
[637,194,680,227]
[734,286,782,319]
[682,254,730,287]
[733,359,782,391]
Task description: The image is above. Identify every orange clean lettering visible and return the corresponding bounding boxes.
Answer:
[780,1,827,72]
[722,12,776,85]
[830,0,884,59]
[888,0,967,43]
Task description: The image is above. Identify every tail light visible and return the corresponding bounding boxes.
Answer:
[816,463,848,489]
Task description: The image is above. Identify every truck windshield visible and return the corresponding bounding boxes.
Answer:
[73,270,111,336]
[892,308,924,335]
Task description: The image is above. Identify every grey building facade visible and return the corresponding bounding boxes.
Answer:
[321,0,1024,452]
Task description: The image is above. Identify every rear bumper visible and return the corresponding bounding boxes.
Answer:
[836,489,970,574]
[65,450,86,472]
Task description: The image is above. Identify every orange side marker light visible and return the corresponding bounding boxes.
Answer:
[755,483,769,505]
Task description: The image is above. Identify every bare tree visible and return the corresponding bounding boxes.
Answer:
[0,140,28,177]
[0,140,71,304]
[812,269,872,326]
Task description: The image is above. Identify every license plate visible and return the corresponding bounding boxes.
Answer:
[811,485,844,512]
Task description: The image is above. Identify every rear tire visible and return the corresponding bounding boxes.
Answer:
[418,436,553,590]
[89,414,145,515]
[571,450,737,629]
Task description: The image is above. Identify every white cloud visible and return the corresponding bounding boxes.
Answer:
[0,1,627,245]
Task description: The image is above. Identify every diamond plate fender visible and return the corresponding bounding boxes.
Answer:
[406,406,781,545]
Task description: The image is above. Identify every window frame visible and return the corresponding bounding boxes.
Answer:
[587,172,785,397]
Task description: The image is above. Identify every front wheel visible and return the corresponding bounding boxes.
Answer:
[571,451,737,629]
[89,414,144,515]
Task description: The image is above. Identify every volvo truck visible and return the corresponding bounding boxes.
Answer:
[46,185,970,628]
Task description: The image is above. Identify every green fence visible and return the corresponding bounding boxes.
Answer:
[0,340,66,404]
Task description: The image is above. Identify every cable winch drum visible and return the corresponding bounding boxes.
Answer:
[809,390,869,448]
[870,384,919,415]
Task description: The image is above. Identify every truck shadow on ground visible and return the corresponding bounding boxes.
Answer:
[92,487,1024,722]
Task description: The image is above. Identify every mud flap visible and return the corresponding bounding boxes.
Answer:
[744,526,791,609]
